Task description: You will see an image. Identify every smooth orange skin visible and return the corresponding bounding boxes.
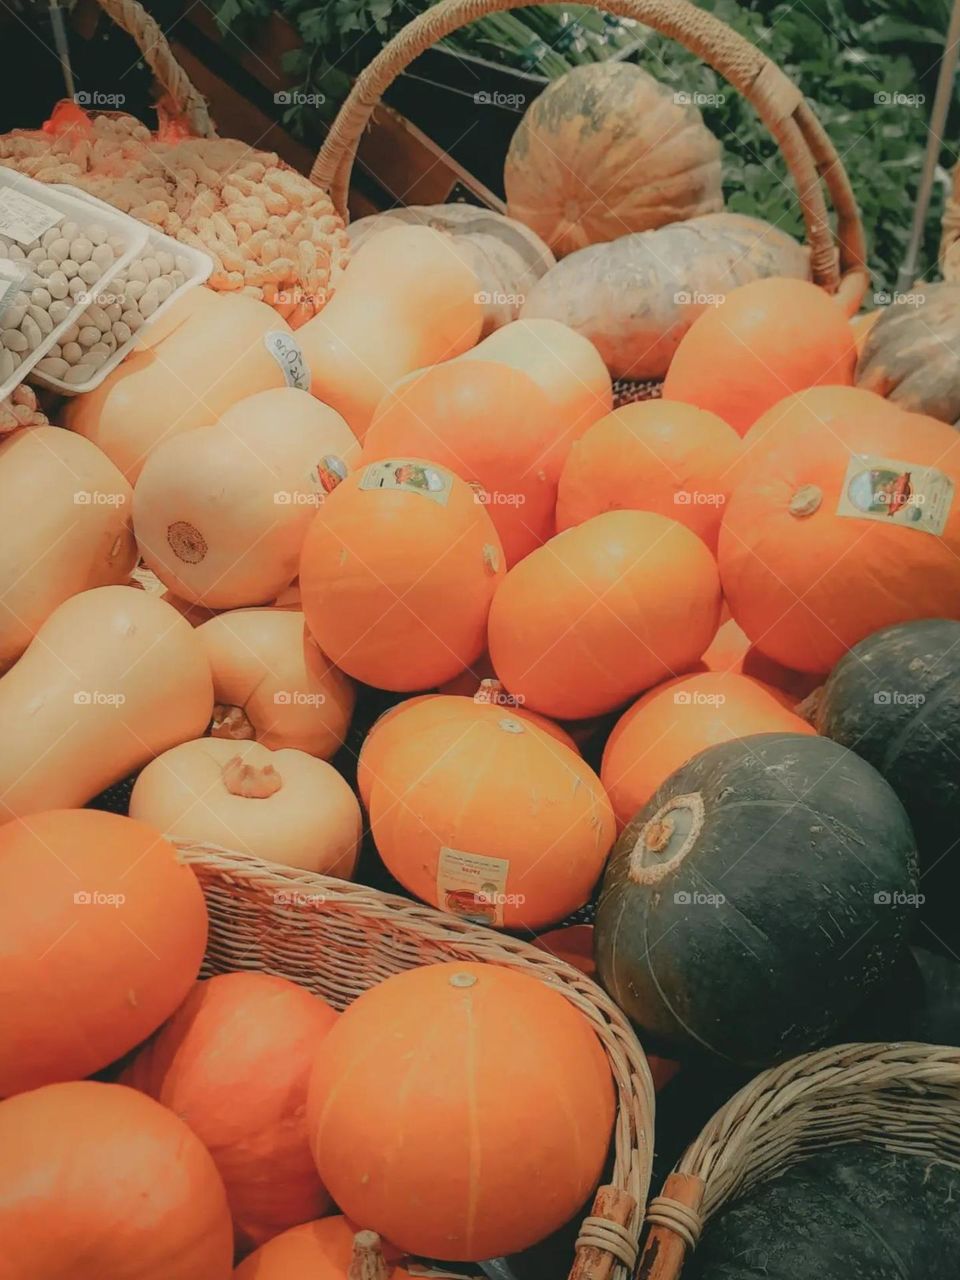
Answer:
[299,460,504,691]
[557,400,742,550]
[122,973,338,1254]
[601,671,816,829]
[698,617,823,704]
[367,362,558,567]
[368,706,613,929]
[663,277,858,435]
[720,408,960,671]
[233,1216,412,1280]
[488,510,722,719]
[307,962,616,1261]
[0,1081,233,1280]
[0,809,208,1098]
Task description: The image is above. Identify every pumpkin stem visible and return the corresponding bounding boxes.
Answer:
[222,754,283,798]
[210,703,257,741]
[789,484,823,517]
[795,685,825,728]
[348,1230,389,1280]
[629,794,705,886]
[473,678,520,708]
[482,543,501,575]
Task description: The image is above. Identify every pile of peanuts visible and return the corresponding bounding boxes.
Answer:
[0,114,351,327]
[0,384,47,434]
[0,220,123,387]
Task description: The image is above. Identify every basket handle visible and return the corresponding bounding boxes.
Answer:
[92,0,217,138]
[310,0,867,302]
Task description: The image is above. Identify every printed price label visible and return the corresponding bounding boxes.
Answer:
[437,848,511,927]
[0,259,29,323]
[264,330,311,390]
[0,188,64,246]
[359,459,452,506]
[836,453,954,536]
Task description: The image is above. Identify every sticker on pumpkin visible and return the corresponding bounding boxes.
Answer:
[437,847,510,926]
[0,188,64,245]
[312,454,348,494]
[836,453,954,535]
[263,331,311,391]
[359,459,452,506]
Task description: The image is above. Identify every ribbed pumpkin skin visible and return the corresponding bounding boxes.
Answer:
[505,62,722,257]
[299,460,504,691]
[0,809,208,1098]
[233,1216,413,1280]
[601,672,816,829]
[856,283,960,425]
[488,511,722,719]
[369,707,613,929]
[0,1081,233,1280]
[719,407,960,672]
[556,400,742,550]
[122,972,338,1254]
[595,733,918,1067]
[307,962,615,1261]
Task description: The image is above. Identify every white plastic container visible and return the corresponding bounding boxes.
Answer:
[0,169,148,401]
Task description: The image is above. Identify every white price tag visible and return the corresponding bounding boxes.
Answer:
[0,188,64,246]
[264,330,311,391]
[0,259,31,323]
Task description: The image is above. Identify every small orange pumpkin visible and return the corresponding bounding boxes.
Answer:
[307,962,615,1261]
[663,278,858,435]
[233,1216,412,1280]
[0,1081,233,1279]
[123,972,338,1254]
[300,459,504,691]
[488,511,722,719]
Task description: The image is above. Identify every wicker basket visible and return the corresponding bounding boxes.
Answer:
[177,840,655,1280]
[637,1041,960,1280]
[940,165,960,281]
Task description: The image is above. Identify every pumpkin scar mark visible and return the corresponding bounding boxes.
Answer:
[879,679,960,777]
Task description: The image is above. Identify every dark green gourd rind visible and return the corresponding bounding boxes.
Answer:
[595,733,918,1066]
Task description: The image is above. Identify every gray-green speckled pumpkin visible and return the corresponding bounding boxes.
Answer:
[856,283,960,426]
[505,62,723,258]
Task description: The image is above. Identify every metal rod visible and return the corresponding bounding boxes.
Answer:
[48,0,76,101]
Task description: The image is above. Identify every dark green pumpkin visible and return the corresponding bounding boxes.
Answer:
[594,732,918,1067]
[809,618,960,948]
[686,1144,960,1279]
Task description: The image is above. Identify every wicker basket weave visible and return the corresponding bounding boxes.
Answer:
[177,840,656,1280]
[637,1041,960,1280]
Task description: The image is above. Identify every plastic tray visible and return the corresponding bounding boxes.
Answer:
[28,186,214,396]
[0,169,148,401]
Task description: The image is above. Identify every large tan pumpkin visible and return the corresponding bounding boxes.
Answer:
[856,284,960,426]
[505,62,722,258]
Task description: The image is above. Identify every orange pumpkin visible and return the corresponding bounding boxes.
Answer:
[601,671,817,828]
[699,617,822,704]
[488,511,722,719]
[122,972,338,1254]
[368,702,613,928]
[0,1080,233,1279]
[366,361,558,565]
[307,962,615,1260]
[233,1216,412,1280]
[556,399,742,550]
[300,459,504,690]
[0,809,207,1098]
[719,408,960,671]
[663,278,857,435]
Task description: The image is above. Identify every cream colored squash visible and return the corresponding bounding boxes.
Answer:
[133,388,359,608]
[64,291,303,483]
[197,608,354,760]
[0,585,213,821]
[129,738,362,877]
[0,426,137,672]
[296,226,483,441]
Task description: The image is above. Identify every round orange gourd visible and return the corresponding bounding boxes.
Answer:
[234,1217,412,1280]
[300,459,504,691]
[369,704,613,928]
[122,973,339,1254]
[130,738,362,876]
[461,318,612,479]
[307,962,616,1260]
[0,1081,233,1280]
[699,617,822,703]
[488,511,722,719]
[198,608,355,759]
[601,671,817,828]
[0,809,207,1097]
[663,278,858,435]
[556,400,742,550]
[719,408,960,671]
[366,361,557,565]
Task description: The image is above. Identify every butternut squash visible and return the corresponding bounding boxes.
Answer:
[0,585,213,821]
[297,227,483,441]
[0,427,137,672]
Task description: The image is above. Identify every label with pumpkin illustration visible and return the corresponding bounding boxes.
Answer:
[263,331,311,391]
[437,848,510,927]
[312,454,348,495]
[836,453,954,536]
[359,459,452,506]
